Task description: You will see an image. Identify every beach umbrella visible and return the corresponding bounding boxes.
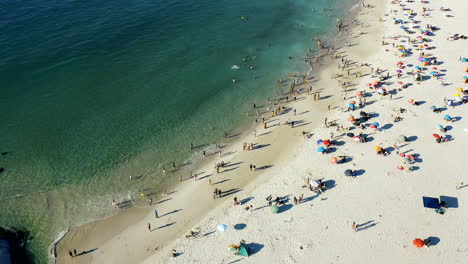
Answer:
[397,166,404,171]
[373,81,380,86]
[444,115,451,120]
[366,83,372,87]
[228,245,239,252]
[396,70,402,73]
[353,136,361,142]
[323,140,331,146]
[369,124,377,129]
[348,116,355,122]
[430,71,437,76]
[399,153,405,157]
[271,204,279,214]
[432,67,438,70]
[399,135,408,142]
[404,157,412,163]
[414,65,421,69]
[413,239,425,248]
[429,106,436,110]
[374,146,383,151]
[457,88,463,92]
[349,100,356,104]
[357,92,364,97]
[346,132,355,137]
[372,122,380,127]
[217,224,228,232]
[331,157,338,164]
[408,99,415,104]
[455,93,461,97]
[316,139,323,145]
[317,147,326,153]
[422,58,429,62]
[432,134,441,139]
[397,61,404,65]
[397,81,403,84]
[436,124,444,130]
[344,169,354,177]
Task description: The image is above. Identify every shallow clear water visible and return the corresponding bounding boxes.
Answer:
[0,0,356,262]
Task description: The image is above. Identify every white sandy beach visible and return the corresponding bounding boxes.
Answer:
[57,0,468,263]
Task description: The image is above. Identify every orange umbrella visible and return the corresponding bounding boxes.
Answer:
[413,238,424,248]
[349,101,356,104]
[408,99,415,104]
[323,140,331,146]
[330,157,338,164]
[373,146,382,151]
[348,116,355,122]
[373,81,380,86]
[457,88,463,92]
[397,166,404,171]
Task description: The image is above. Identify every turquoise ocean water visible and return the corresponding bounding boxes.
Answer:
[0,0,356,262]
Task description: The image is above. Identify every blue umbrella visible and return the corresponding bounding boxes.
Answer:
[436,124,444,129]
[317,147,326,153]
[422,58,429,62]
[429,106,436,110]
[464,76,468,79]
[372,122,380,127]
[217,224,228,232]
[414,66,421,69]
[444,115,451,120]
[316,139,323,145]
[430,71,436,75]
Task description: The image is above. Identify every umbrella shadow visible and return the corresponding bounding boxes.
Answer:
[326,147,337,154]
[381,123,393,130]
[234,223,247,230]
[278,204,293,213]
[407,136,418,142]
[323,179,336,191]
[245,242,264,255]
[425,236,440,247]
[301,194,318,203]
[452,116,462,122]
[223,167,239,173]
[354,169,366,176]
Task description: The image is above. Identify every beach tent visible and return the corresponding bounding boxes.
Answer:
[422,196,440,209]
[237,245,249,256]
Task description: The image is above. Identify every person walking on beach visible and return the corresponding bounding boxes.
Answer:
[148,223,151,231]
[217,189,222,198]
[213,188,218,199]
[154,209,159,218]
[73,249,77,256]
[172,162,176,168]
[149,198,153,206]
[254,129,257,137]
[68,250,73,257]
[352,222,359,232]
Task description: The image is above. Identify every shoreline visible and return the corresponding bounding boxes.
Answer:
[55,1,379,263]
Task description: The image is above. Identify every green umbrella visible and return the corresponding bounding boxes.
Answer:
[398,135,407,142]
[271,204,279,214]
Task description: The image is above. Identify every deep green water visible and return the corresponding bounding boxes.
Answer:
[0,0,356,262]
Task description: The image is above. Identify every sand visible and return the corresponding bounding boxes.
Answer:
[57,0,468,263]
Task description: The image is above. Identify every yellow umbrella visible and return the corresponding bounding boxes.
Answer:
[455,93,461,97]
[457,88,463,92]
[374,146,383,151]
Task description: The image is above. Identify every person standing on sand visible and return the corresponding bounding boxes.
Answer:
[68,250,73,257]
[217,189,222,198]
[254,129,257,137]
[73,249,77,256]
[208,179,212,186]
[148,223,151,231]
[154,209,159,218]
[293,196,298,205]
[213,188,218,199]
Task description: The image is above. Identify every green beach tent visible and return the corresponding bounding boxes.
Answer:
[237,245,249,257]
[271,204,279,214]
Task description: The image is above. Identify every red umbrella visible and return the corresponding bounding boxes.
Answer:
[397,81,403,84]
[366,83,372,87]
[397,61,404,65]
[432,67,438,70]
[323,140,331,146]
[433,134,441,139]
[413,238,424,248]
